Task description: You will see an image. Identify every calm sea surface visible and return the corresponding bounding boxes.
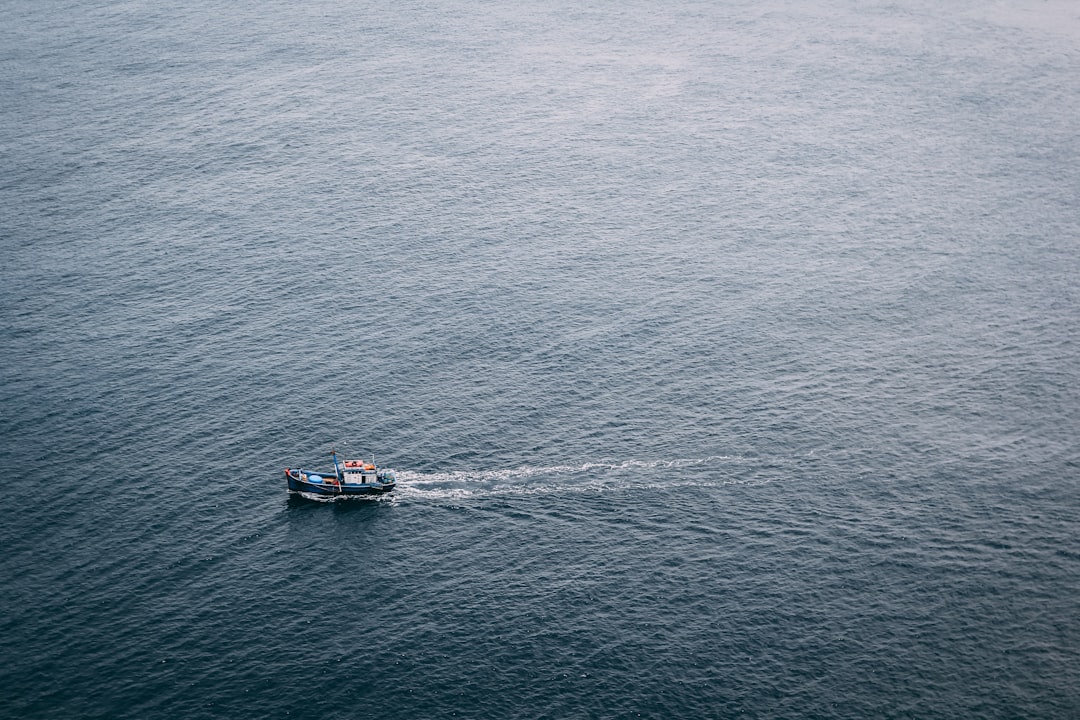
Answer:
[2,1,1079,717]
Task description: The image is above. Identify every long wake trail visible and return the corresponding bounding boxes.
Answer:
[393,455,749,500]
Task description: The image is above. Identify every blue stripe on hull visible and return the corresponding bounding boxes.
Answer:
[286,477,394,496]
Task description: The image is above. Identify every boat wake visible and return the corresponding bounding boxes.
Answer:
[393,455,757,501]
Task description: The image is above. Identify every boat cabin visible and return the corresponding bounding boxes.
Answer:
[342,460,378,484]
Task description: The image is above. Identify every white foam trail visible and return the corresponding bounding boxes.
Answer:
[397,456,736,484]
[392,455,752,501]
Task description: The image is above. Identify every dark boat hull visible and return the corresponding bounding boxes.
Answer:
[285,470,395,497]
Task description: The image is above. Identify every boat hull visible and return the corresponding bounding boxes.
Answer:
[285,469,395,497]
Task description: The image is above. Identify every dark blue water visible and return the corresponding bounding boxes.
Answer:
[3,0,1079,717]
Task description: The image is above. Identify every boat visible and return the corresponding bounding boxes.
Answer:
[284,450,396,498]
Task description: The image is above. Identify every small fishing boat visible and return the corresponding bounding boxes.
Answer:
[285,450,396,498]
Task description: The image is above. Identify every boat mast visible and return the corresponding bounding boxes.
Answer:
[331,448,343,482]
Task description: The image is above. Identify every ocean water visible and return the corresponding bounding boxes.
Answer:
[2,0,1079,717]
